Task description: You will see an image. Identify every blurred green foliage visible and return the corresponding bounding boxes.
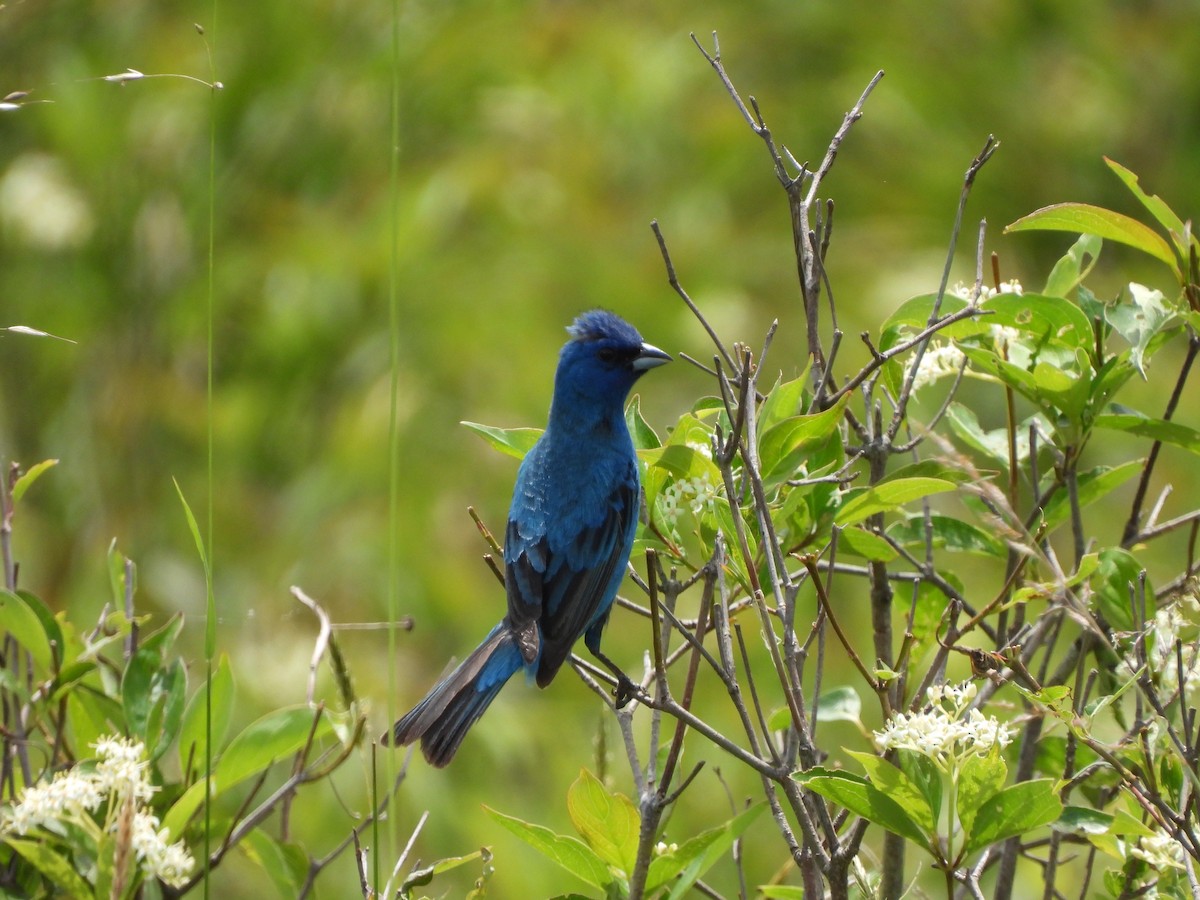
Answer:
[2,0,1199,895]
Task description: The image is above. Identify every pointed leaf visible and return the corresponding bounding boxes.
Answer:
[567,769,640,874]
[1103,158,1188,248]
[1095,413,1200,455]
[845,751,937,833]
[834,478,956,527]
[794,768,932,850]
[1006,203,1178,272]
[10,459,58,504]
[484,805,616,890]
[177,653,236,779]
[964,780,1062,853]
[461,421,543,459]
[0,589,54,673]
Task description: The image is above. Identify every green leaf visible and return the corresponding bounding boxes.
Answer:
[889,515,1006,558]
[1005,203,1178,273]
[1043,234,1101,298]
[402,847,495,896]
[164,705,332,837]
[10,458,58,504]
[757,372,811,437]
[484,805,617,891]
[567,769,640,874]
[835,525,898,561]
[1051,806,1116,837]
[964,779,1062,854]
[1103,157,1189,252]
[982,292,1095,353]
[461,421,543,459]
[1091,547,1151,633]
[3,837,93,898]
[177,653,235,780]
[834,478,956,527]
[956,744,1008,842]
[625,395,661,450]
[758,395,848,489]
[845,751,938,834]
[1106,283,1173,377]
[239,827,307,898]
[794,768,932,851]
[651,803,764,899]
[1095,412,1200,455]
[1040,461,1142,534]
[0,589,54,673]
[815,686,862,725]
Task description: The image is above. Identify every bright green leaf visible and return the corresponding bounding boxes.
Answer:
[567,769,640,874]
[794,768,932,850]
[0,590,54,673]
[1043,234,1101,298]
[957,744,1008,842]
[845,751,938,834]
[1006,203,1178,273]
[484,805,617,891]
[815,686,862,725]
[964,779,1063,853]
[239,827,307,898]
[835,525,898,561]
[1103,157,1189,251]
[834,478,956,527]
[10,458,58,504]
[1095,413,1200,455]
[4,837,93,898]
[461,421,543,459]
[177,653,235,780]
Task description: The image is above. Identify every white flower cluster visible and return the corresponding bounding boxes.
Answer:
[874,681,1014,772]
[0,735,195,889]
[906,342,966,396]
[660,464,719,532]
[949,279,1025,302]
[1130,829,1186,872]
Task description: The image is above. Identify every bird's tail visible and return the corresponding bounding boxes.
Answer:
[386,623,523,767]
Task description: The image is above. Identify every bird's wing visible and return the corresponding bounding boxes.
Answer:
[505,463,638,685]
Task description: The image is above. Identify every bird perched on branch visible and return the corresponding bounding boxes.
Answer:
[387,310,671,766]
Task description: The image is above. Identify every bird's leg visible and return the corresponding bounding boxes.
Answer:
[587,645,642,709]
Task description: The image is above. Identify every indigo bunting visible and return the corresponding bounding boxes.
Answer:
[387,310,670,766]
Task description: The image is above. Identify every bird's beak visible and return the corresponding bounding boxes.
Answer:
[632,342,672,371]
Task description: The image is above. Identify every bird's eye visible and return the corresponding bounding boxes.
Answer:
[597,347,617,363]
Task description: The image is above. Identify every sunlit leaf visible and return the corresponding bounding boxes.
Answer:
[845,752,937,833]
[10,458,58,504]
[461,421,543,459]
[1095,412,1200,455]
[484,805,616,891]
[795,768,933,851]
[0,590,54,673]
[964,780,1062,853]
[834,478,956,527]
[567,769,639,874]
[1006,203,1178,273]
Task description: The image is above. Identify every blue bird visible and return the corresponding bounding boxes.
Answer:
[387,310,670,766]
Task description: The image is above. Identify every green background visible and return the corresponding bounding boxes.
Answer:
[2,0,1198,895]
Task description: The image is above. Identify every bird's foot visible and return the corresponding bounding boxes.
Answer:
[614,675,641,709]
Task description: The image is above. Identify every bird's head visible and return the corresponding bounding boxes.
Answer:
[553,310,671,409]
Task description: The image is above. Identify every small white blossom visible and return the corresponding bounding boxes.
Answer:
[874,681,1014,772]
[131,812,196,888]
[1,770,104,835]
[94,735,156,804]
[1131,829,1186,872]
[949,279,1024,303]
[660,471,719,529]
[906,342,966,395]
